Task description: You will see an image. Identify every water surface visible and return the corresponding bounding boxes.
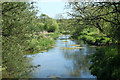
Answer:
[27,35,96,78]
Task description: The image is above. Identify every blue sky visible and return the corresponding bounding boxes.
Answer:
[34,1,70,19]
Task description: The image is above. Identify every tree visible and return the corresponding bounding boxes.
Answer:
[45,18,59,32]
[39,14,59,32]
[67,2,120,43]
[2,2,40,78]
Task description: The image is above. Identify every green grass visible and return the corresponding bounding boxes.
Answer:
[24,33,61,54]
[76,28,112,45]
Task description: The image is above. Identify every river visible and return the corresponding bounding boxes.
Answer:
[27,35,97,78]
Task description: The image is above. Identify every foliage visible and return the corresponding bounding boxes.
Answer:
[56,18,76,34]
[45,18,59,32]
[67,2,120,44]
[24,34,57,54]
[77,28,112,45]
[2,2,37,78]
[39,14,59,32]
[2,2,59,78]
[90,45,120,80]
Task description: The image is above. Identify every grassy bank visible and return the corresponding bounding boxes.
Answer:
[24,32,60,54]
[72,28,113,46]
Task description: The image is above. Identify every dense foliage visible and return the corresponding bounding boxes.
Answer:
[90,45,120,80]
[2,2,59,78]
[56,19,75,34]
[2,2,36,78]
[39,14,59,32]
[67,2,120,44]
[77,28,112,45]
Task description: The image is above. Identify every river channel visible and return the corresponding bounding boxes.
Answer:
[27,35,97,78]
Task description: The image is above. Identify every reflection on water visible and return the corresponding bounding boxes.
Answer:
[27,35,96,78]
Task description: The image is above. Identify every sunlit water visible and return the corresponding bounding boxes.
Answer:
[27,35,97,78]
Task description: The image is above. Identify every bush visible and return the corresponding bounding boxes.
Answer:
[77,28,112,45]
[24,35,55,53]
[44,18,59,32]
[90,45,120,80]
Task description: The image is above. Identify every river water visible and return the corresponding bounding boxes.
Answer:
[27,35,97,78]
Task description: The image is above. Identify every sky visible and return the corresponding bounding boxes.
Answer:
[34,1,70,19]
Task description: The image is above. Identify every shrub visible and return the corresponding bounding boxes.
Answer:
[90,45,120,80]
[24,35,55,53]
[44,18,59,32]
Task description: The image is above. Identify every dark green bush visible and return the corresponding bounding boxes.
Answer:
[77,28,112,45]
[90,45,120,80]
[44,18,59,32]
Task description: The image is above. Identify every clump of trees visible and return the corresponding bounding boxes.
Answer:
[44,18,59,32]
[67,2,120,44]
[2,2,59,78]
[56,18,77,34]
[39,14,59,32]
[2,2,36,78]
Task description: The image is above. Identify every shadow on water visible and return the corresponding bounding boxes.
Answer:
[27,35,97,78]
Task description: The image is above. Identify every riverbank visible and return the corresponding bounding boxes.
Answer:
[24,32,61,54]
[72,28,113,46]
